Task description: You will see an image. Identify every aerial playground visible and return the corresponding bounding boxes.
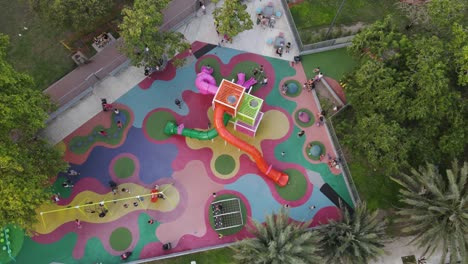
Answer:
[8,43,354,263]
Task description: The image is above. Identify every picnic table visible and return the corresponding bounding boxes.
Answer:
[262,5,274,17]
[274,36,285,48]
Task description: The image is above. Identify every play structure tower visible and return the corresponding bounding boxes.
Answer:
[212,79,289,187]
[213,80,245,117]
[213,80,264,137]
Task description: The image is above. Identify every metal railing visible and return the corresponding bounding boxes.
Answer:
[301,35,354,54]
[325,108,361,205]
[280,0,303,51]
[160,0,200,31]
[312,90,360,206]
[45,53,129,122]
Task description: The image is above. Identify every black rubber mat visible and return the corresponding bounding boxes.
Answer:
[320,183,354,214]
[193,44,217,59]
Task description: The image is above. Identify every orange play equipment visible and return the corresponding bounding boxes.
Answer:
[210,79,289,187]
[213,105,289,186]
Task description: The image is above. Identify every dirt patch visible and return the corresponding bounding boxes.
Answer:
[287,0,306,8]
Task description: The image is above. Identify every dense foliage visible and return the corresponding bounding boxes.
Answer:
[0,34,67,232]
[340,11,467,175]
[28,0,114,32]
[231,208,322,264]
[213,0,253,40]
[319,203,387,263]
[119,0,189,68]
[392,161,468,264]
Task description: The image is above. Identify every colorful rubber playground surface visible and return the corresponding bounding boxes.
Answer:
[10,42,354,263]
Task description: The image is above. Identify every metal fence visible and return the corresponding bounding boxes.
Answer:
[326,107,361,205]
[45,53,129,122]
[301,35,354,54]
[312,89,361,206]
[279,0,303,51]
[160,0,200,31]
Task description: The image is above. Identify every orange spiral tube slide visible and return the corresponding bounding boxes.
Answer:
[213,105,289,187]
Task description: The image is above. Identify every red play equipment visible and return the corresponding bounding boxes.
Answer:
[214,105,289,186]
[150,189,159,203]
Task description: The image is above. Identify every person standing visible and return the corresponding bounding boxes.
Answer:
[285,42,291,53]
[298,130,305,137]
[75,219,82,229]
[200,1,206,15]
[174,99,182,109]
[99,130,108,137]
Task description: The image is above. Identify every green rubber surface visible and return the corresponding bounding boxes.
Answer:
[306,141,326,161]
[145,110,176,141]
[275,168,308,201]
[295,108,315,128]
[214,155,236,175]
[114,157,135,179]
[109,227,132,251]
[208,194,247,236]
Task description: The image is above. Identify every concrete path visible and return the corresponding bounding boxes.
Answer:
[371,236,450,264]
[42,0,297,144]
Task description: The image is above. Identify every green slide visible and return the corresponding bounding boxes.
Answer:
[164,114,231,140]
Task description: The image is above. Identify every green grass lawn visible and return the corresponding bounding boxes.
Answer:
[290,0,398,43]
[290,0,397,30]
[301,48,357,81]
[146,247,235,264]
[0,0,75,90]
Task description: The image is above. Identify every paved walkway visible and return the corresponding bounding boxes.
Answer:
[371,236,449,264]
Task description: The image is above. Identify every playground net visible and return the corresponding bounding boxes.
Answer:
[211,198,243,231]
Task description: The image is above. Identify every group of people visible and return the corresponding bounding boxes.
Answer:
[303,67,323,92]
[256,14,275,29]
[93,33,111,48]
[275,42,291,57]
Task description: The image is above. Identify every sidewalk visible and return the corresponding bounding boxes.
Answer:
[371,236,449,264]
[42,0,297,144]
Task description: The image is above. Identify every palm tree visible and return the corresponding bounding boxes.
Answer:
[391,160,468,264]
[231,207,322,264]
[318,202,387,263]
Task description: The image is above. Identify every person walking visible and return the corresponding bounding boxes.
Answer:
[174,99,182,109]
[285,42,291,53]
[75,219,82,229]
[200,1,206,15]
[99,130,108,137]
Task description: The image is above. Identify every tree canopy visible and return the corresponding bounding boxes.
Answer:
[341,13,467,174]
[28,0,114,32]
[213,0,253,40]
[392,161,468,264]
[319,203,387,263]
[0,34,67,232]
[231,208,322,264]
[119,0,190,67]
